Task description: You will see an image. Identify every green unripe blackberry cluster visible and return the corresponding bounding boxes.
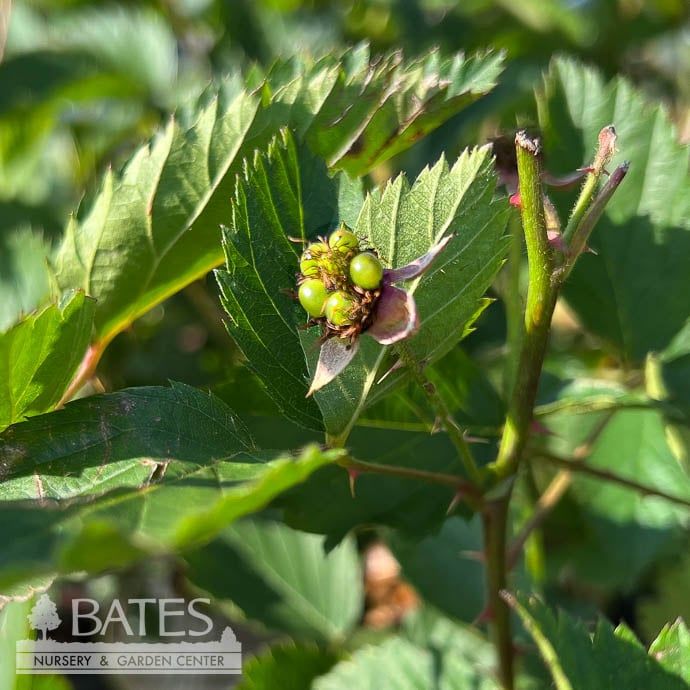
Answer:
[296,224,384,333]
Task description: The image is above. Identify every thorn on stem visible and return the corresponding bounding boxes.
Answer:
[463,431,489,444]
[446,490,464,515]
[509,192,522,208]
[542,168,590,188]
[347,467,359,498]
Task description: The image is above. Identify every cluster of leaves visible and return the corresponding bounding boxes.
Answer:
[1,1,690,688]
[0,37,509,584]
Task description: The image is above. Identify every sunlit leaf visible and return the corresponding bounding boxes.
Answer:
[0,291,95,432]
[0,383,341,593]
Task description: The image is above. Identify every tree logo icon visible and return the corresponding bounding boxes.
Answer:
[27,594,61,640]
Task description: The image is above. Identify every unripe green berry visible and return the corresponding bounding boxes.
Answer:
[328,227,359,254]
[349,251,383,290]
[325,290,356,326]
[300,242,328,277]
[298,279,329,318]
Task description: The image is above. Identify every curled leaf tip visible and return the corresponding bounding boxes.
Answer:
[306,338,359,396]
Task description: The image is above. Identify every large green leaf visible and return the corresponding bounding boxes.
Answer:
[0,291,95,432]
[509,594,688,690]
[538,57,690,361]
[54,45,503,350]
[298,46,505,176]
[186,518,362,642]
[54,81,262,348]
[0,383,341,593]
[215,131,361,431]
[307,146,509,438]
[218,131,508,436]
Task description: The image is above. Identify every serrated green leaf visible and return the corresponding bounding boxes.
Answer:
[649,619,690,683]
[0,291,95,432]
[301,47,505,176]
[509,594,688,690]
[307,147,509,438]
[236,642,340,690]
[217,132,507,436]
[54,45,503,352]
[55,83,262,347]
[538,57,690,361]
[215,130,361,431]
[0,383,341,593]
[186,518,362,642]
